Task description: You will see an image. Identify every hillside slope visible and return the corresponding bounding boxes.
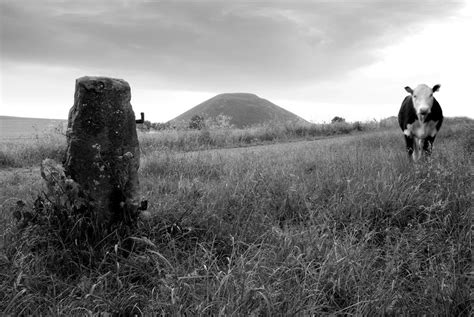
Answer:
[0,116,67,139]
[170,93,307,128]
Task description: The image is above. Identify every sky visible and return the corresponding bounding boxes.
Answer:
[1,0,473,123]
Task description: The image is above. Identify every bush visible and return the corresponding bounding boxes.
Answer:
[189,115,205,130]
[331,116,346,123]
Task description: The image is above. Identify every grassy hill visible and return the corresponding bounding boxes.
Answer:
[0,116,66,139]
[169,93,308,128]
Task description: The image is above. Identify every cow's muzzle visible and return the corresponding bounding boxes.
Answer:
[419,109,429,115]
[418,110,429,122]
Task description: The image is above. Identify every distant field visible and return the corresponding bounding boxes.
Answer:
[0,116,67,139]
[1,117,379,168]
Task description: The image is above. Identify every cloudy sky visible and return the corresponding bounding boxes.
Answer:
[1,0,473,123]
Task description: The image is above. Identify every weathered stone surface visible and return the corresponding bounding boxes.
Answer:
[64,76,140,227]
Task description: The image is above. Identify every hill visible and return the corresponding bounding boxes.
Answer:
[169,93,308,128]
[0,116,67,139]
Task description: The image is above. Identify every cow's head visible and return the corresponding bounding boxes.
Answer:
[405,84,440,122]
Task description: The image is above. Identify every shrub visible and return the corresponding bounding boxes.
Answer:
[189,115,205,130]
[331,116,346,123]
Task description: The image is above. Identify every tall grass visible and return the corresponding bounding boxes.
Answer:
[0,133,66,168]
[139,120,378,155]
[0,121,472,315]
[1,120,376,168]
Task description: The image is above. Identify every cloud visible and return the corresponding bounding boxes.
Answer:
[1,0,465,93]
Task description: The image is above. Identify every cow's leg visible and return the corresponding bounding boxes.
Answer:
[423,136,436,156]
[414,138,423,161]
[404,135,415,160]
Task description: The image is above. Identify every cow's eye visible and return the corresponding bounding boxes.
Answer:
[430,94,433,97]
[413,95,417,98]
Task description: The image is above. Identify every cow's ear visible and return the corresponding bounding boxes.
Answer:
[432,84,440,92]
[405,86,413,94]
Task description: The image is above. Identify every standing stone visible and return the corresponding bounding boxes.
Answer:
[64,76,140,228]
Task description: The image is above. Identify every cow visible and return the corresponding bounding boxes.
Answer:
[398,84,443,161]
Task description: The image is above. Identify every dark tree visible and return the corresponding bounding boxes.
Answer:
[189,115,205,130]
[331,116,346,123]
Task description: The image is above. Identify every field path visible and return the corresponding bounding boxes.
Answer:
[163,132,366,158]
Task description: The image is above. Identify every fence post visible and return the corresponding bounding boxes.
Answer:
[64,76,140,228]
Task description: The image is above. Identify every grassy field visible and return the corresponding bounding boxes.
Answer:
[0,119,472,315]
[0,116,67,140]
[0,119,376,168]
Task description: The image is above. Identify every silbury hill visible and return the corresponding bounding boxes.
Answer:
[169,93,308,128]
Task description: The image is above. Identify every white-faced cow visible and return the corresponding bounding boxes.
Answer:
[398,84,443,161]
